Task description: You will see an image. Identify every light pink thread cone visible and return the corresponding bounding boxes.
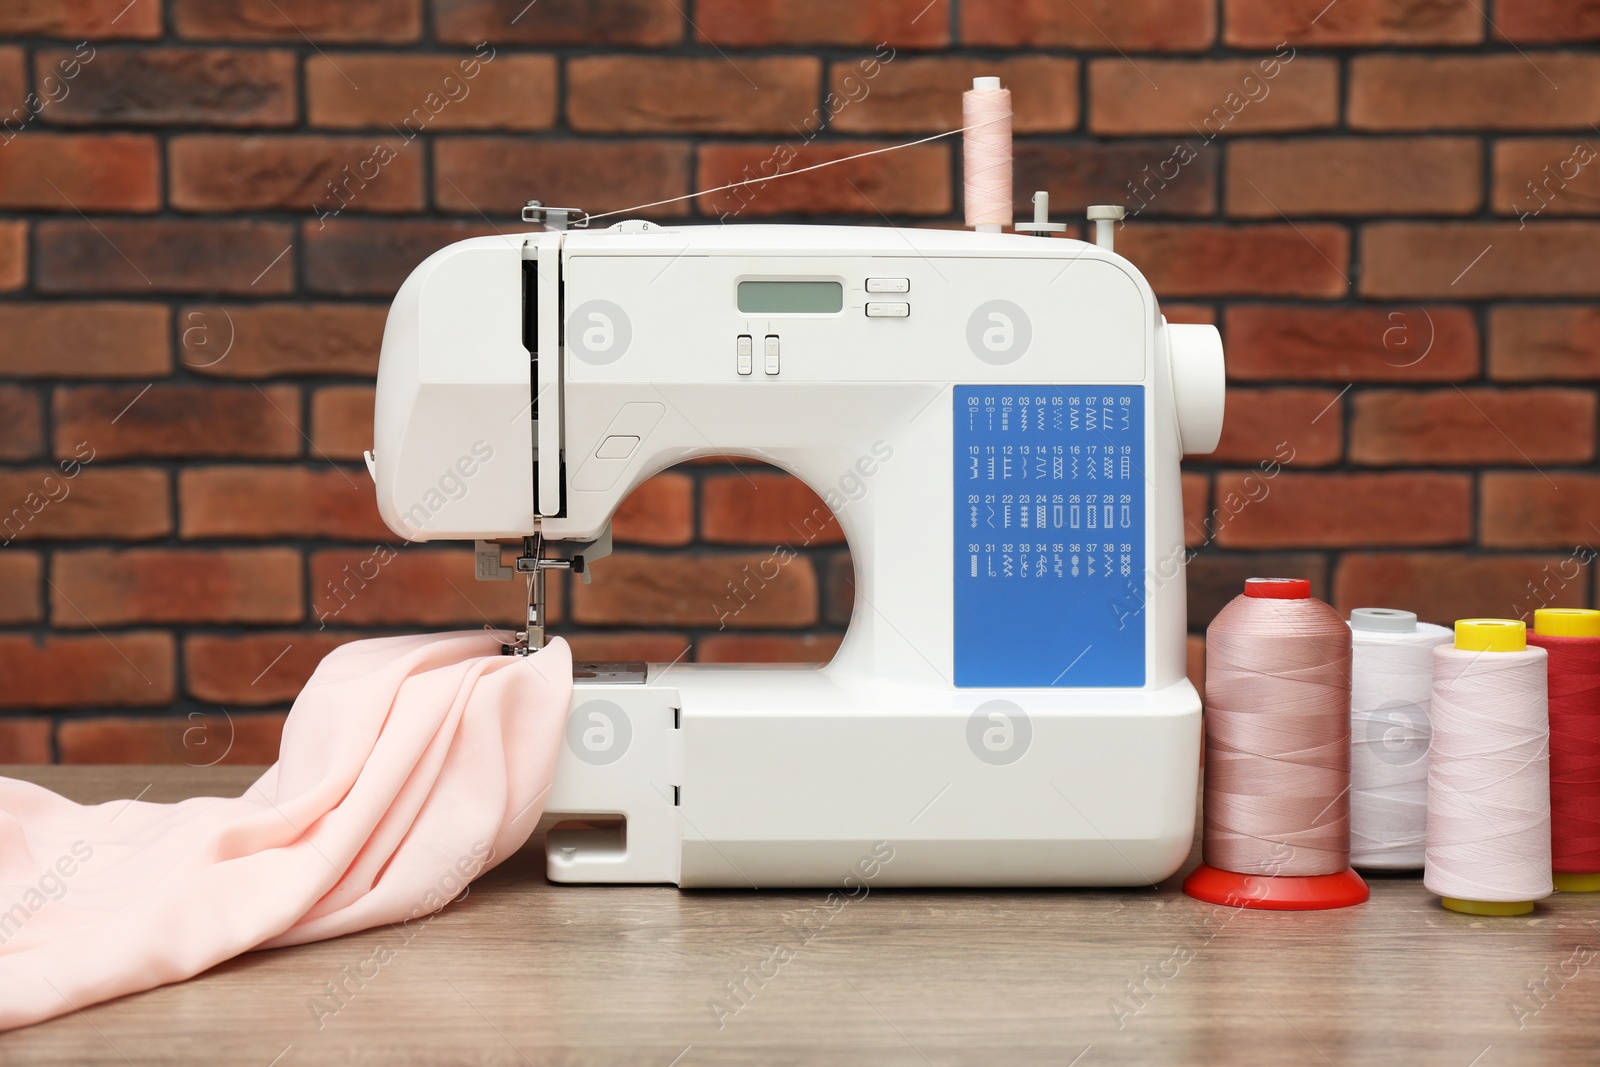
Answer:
[1203,580,1353,878]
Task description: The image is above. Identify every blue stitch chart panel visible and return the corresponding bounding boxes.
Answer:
[954,386,1146,688]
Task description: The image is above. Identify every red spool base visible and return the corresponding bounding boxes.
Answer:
[1182,864,1369,911]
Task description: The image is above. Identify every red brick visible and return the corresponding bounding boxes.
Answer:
[309,548,547,628]
[703,473,845,546]
[1089,57,1338,136]
[698,142,950,219]
[185,632,367,706]
[1183,471,1209,547]
[1228,137,1481,217]
[1493,138,1600,221]
[1496,2,1600,42]
[1021,142,1217,220]
[573,552,818,628]
[0,468,170,543]
[174,0,421,42]
[700,0,941,46]
[1165,304,1216,325]
[568,56,820,134]
[0,222,23,290]
[308,53,555,131]
[58,713,286,765]
[1349,54,1600,131]
[183,304,384,379]
[1361,222,1600,299]
[823,552,856,626]
[1225,306,1479,382]
[1212,472,1471,548]
[302,219,497,297]
[962,0,1214,49]
[40,47,297,127]
[0,45,21,104]
[52,548,302,627]
[181,467,388,540]
[1482,474,1600,549]
[310,386,374,460]
[0,303,170,378]
[0,134,159,211]
[54,384,301,460]
[170,135,425,215]
[698,634,842,663]
[1224,0,1482,46]
[0,721,51,763]
[563,631,691,664]
[436,0,682,46]
[1351,388,1595,466]
[829,56,1077,134]
[613,473,693,547]
[1187,551,1331,628]
[1186,634,1204,695]
[1118,224,1349,298]
[37,219,294,294]
[0,552,43,624]
[0,1,162,37]
[435,139,690,217]
[0,633,174,708]
[0,386,43,461]
[1210,388,1343,467]
[1488,306,1600,381]
[1334,553,1588,626]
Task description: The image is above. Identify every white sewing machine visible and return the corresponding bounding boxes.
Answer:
[369,201,1224,888]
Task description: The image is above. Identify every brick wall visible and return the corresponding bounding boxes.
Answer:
[1,0,1597,763]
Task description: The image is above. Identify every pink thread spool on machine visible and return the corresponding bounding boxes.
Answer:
[1185,578,1369,910]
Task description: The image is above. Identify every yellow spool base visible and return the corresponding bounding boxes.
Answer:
[1442,897,1535,916]
[1454,618,1526,652]
[1554,872,1600,893]
[1533,607,1600,638]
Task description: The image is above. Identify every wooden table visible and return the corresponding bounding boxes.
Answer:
[1,765,1595,1066]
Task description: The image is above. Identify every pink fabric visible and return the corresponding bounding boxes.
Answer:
[0,631,572,1031]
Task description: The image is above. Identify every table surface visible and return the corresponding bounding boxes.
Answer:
[1,765,1595,1067]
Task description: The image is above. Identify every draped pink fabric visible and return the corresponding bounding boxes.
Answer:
[0,631,572,1031]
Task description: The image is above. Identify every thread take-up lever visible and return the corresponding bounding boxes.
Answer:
[522,201,589,231]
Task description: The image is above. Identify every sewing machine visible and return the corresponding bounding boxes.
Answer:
[368,205,1224,888]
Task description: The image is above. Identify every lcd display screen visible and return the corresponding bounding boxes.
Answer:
[737,280,844,314]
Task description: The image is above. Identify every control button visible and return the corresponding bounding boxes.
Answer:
[736,334,752,376]
[596,435,640,460]
[764,335,780,375]
[866,302,910,318]
[866,277,910,294]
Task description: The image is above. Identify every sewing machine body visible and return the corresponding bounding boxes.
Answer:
[371,222,1223,887]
